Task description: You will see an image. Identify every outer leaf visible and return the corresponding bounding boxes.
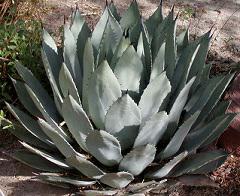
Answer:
[37,174,96,187]
[62,95,93,151]
[82,38,95,113]
[208,101,231,122]
[176,28,189,54]
[11,78,42,117]
[119,144,156,176]
[12,150,63,172]
[86,130,123,166]
[145,2,163,41]
[15,63,61,123]
[20,142,69,168]
[105,94,141,150]
[26,85,70,141]
[134,112,168,147]
[109,0,120,21]
[66,155,105,179]
[120,0,140,30]
[138,71,171,122]
[114,45,143,93]
[165,77,195,139]
[170,150,228,177]
[182,115,231,153]
[150,42,165,81]
[63,25,82,95]
[158,111,200,160]
[70,9,85,39]
[100,172,134,188]
[59,63,81,104]
[8,123,53,151]
[6,103,53,146]
[91,7,109,50]
[88,60,121,129]
[145,151,188,179]
[38,119,83,159]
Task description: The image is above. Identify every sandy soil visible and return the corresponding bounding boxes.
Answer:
[1,0,240,195]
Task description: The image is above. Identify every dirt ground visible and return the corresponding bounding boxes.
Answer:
[0,0,240,195]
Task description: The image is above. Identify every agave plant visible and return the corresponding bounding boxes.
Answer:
[6,0,235,193]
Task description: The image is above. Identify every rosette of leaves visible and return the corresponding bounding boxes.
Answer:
[6,0,236,193]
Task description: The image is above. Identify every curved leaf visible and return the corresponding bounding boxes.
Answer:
[158,111,200,160]
[82,38,95,113]
[82,190,118,196]
[100,172,134,188]
[6,103,53,146]
[134,112,168,147]
[59,63,81,104]
[139,71,171,122]
[114,45,143,93]
[86,130,122,166]
[88,60,121,129]
[170,150,228,177]
[105,94,141,150]
[119,144,156,176]
[176,28,189,54]
[146,151,188,179]
[20,142,69,168]
[38,119,83,159]
[37,174,96,187]
[66,155,105,179]
[62,95,93,151]
[12,150,63,172]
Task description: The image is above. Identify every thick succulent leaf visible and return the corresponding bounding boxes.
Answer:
[20,142,69,168]
[182,115,230,153]
[100,172,134,188]
[63,25,82,95]
[8,123,53,151]
[59,63,81,104]
[37,174,96,187]
[150,42,165,81]
[105,94,141,150]
[188,31,211,81]
[158,112,200,160]
[194,74,234,126]
[38,119,83,159]
[208,101,231,122]
[139,71,171,122]
[86,130,122,166]
[62,95,93,151]
[88,60,121,129]
[91,7,108,50]
[119,144,156,176]
[15,63,61,123]
[165,17,177,81]
[82,190,118,196]
[165,77,195,139]
[11,78,42,117]
[184,76,224,113]
[109,0,120,21]
[70,9,85,39]
[146,151,188,179]
[145,2,163,41]
[134,112,168,147]
[170,150,228,177]
[6,103,53,146]
[120,0,140,30]
[129,19,141,47]
[171,41,200,95]
[41,49,63,114]
[26,85,70,141]
[200,114,235,148]
[110,34,131,70]
[176,28,189,54]
[12,150,64,172]
[66,155,105,179]
[82,38,95,113]
[42,29,61,85]
[151,8,174,60]
[114,45,143,93]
